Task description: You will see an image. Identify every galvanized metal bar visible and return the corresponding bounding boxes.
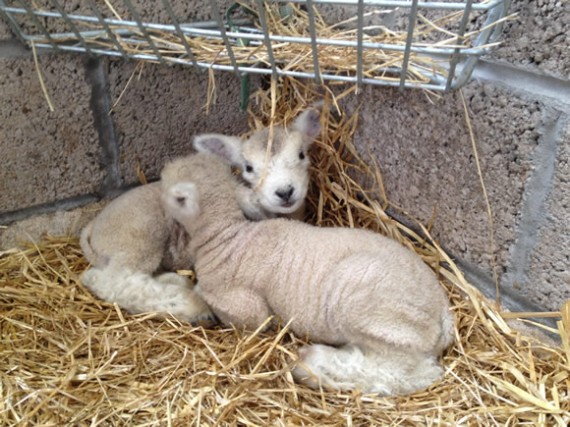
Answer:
[161,0,198,66]
[0,7,492,55]
[12,0,60,50]
[86,0,129,58]
[50,0,92,54]
[399,0,419,89]
[32,40,444,87]
[1,8,250,32]
[254,0,278,79]
[484,0,511,44]
[444,0,473,91]
[122,0,165,64]
[18,23,489,58]
[356,0,364,90]
[0,0,29,45]
[273,0,501,12]
[1,0,508,91]
[305,0,322,85]
[5,6,488,59]
[452,0,509,88]
[208,0,240,76]
[197,30,487,56]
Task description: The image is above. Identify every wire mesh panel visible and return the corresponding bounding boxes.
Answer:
[0,0,510,91]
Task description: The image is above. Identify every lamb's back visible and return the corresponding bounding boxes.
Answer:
[200,220,447,344]
[81,183,168,272]
[281,223,444,331]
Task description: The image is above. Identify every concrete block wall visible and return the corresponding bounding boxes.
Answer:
[343,0,569,312]
[1,1,568,314]
[0,45,250,240]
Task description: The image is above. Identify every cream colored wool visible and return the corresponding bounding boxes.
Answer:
[80,106,322,323]
[162,152,454,395]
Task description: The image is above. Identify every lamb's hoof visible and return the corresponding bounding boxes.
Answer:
[292,345,324,389]
[190,312,219,328]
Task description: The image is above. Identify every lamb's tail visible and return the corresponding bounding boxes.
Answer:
[79,220,107,267]
[292,343,445,396]
[79,221,111,268]
[81,266,215,324]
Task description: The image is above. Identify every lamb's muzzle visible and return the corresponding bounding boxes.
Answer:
[162,153,455,396]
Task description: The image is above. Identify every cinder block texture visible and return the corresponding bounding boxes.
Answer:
[344,82,549,278]
[100,0,234,23]
[0,15,14,39]
[2,0,234,36]
[490,0,569,79]
[108,60,253,184]
[0,54,103,212]
[526,119,570,311]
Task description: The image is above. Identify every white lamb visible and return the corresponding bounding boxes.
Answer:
[161,152,455,395]
[80,105,322,323]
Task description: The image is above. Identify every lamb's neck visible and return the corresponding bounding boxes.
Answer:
[192,212,245,236]
[189,210,253,265]
[187,189,246,234]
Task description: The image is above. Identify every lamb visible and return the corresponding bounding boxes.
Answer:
[79,105,322,323]
[161,152,455,395]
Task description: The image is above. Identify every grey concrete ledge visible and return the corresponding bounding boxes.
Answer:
[455,258,557,328]
[0,38,29,57]
[0,194,100,226]
[472,60,570,108]
[385,206,557,329]
[0,179,147,226]
[502,114,565,294]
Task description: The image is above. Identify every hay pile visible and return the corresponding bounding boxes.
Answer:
[27,0,506,87]
[2,79,569,426]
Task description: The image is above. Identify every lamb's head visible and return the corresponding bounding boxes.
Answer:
[193,105,322,218]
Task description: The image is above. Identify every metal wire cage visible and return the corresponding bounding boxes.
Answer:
[1,0,510,91]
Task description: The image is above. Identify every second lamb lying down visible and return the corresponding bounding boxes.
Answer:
[80,105,321,323]
[162,153,455,396]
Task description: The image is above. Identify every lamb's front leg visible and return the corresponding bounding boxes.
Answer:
[82,267,215,325]
[195,284,272,331]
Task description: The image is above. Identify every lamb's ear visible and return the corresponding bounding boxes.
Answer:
[164,182,201,223]
[193,134,243,166]
[291,102,323,142]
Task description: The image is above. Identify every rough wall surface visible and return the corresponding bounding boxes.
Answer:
[108,62,250,184]
[1,1,569,313]
[340,0,570,311]
[0,0,252,233]
[0,54,103,212]
[344,83,549,274]
[0,16,11,39]
[491,0,569,79]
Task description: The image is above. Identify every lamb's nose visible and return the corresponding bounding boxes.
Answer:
[275,187,294,202]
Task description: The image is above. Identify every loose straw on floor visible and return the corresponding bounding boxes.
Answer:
[1,77,568,426]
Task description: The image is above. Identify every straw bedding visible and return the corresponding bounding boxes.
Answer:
[1,78,569,426]
[27,0,507,87]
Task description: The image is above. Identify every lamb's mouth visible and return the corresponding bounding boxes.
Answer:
[268,200,299,213]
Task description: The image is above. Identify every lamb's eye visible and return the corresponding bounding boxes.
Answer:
[245,164,254,173]
[299,151,305,160]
